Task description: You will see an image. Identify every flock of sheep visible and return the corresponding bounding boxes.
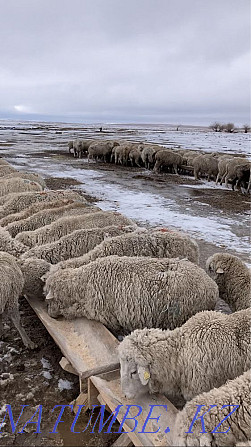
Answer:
[0,156,250,446]
[69,138,251,193]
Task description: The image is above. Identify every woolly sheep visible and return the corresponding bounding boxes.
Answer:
[18,257,51,299]
[21,225,135,264]
[3,171,46,189]
[16,211,135,248]
[68,140,73,154]
[141,146,162,169]
[47,228,199,276]
[0,190,85,218]
[153,150,182,174]
[6,202,99,237]
[0,227,27,257]
[0,198,75,226]
[0,177,42,197]
[231,164,250,192]
[215,155,233,184]
[221,157,248,188]
[0,165,17,177]
[192,154,219,181]
[206,253,250,311]
[88,141,119,163]
[45,256,218,333]
[0,251,35,349]
[0,159,11,166]
[173,370,251,447]
[129,148,142,167]
[118,308,250,401]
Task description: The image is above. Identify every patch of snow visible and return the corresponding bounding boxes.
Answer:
[42,371,52,380]
[58,379,73,391]
[41,357,52,370]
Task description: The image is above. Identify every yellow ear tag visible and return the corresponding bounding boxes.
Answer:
[144,371,150,381]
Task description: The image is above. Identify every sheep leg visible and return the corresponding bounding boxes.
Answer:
[173,164,178,174]
[215,173,220,184]
[225,174,230,188]
[9,310,37,349]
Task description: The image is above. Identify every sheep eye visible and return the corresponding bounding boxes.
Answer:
[130,371,137,378]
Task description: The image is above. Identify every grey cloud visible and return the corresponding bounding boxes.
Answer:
[0,0,250,124]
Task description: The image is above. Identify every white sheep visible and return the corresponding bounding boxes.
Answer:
[0,227,27,257]
[46,227,199,276]
[0,251,35,349]
[5,202,99,237]
[0,198,75,226]
[21,225,135,264]
[3,171,46,189]
[154,150,183,174]
[173,370,251,447]
[0,190,85,218]
[18,257,51,299]
[0,165,18,177]
[118,308,250,401]
[206,253,250,311]
[221,157,249,188]
[45,256,218,333]
[16,211,135,248]
[0,177,42,198]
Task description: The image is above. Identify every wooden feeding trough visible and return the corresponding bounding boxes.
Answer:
[25,296,120,392]
[26,296,179,446]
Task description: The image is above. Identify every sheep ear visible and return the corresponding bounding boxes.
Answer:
[216,268,224,274]
[45,292,53,300]
[137,366,150,385]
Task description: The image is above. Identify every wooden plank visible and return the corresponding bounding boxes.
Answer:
[59,356,78,375]
[90,375,178,447]
[112,433,132,446]
[26,296,119,378]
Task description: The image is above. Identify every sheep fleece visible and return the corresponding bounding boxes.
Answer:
[46,256,218,332]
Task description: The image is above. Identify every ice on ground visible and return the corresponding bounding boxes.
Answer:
[42,370,52,380]
[41,357,52,370]
[58,379,73,391]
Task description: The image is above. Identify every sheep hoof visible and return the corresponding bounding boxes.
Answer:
[25,341,38,350]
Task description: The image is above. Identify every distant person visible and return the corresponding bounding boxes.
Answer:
[99,127,103,132]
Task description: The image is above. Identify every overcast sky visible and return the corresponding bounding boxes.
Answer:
[0,0,250,125]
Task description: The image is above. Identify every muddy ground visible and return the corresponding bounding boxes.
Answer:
[1,148,250,446]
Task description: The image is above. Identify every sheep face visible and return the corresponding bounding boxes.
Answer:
[120,357,150,399]
[46,293,61,318]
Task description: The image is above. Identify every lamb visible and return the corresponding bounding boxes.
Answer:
[192,153,219,181]
[0,190,85,218]
[46,228,199,275]
[206,253,250,311]
[0,251,35,349]
[2,171,46,189]
[173,370,251,447]
[220,157,249,188]
[153,150,182,174]
[0,198,76,226]
[45,256,218,333]
[0,227,27,257]
[118,308,250,402]
[21,225,135,264]
[0,177,42,197]
[18,257,51,299]
[16,211,135,248]
[5,202,99,237]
